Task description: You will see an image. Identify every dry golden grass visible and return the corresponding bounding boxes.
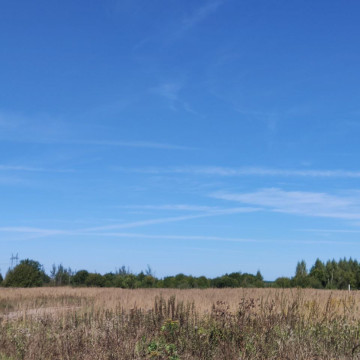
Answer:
[1,287,360,359]
[0,287,359,316]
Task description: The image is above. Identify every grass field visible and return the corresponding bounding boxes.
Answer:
[1,287,360,359]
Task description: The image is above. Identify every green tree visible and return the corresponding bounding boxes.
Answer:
[0,272,3,285]
[256,270,264,282]
[137,271,146,283]
[309,259,326,288]
[145,265,153,276]
[307,276,323,289]
[274,277,291,288]
[196,276,210,288]
[51,264,72,286]
[185,275,196,288]
[85,273,105,287]
[162,276,176,288]
[241,273,264,287]
[339,269,356,289]
[337,258,357,289]
[295,260,307,277]
[292,260,309,288]
[325,260,338,289]
[116,266,130,276]
[123,274,137,289]
[142,275,156,288]
[211,275,237,288]
[103,272,116,287]
[171,273,190,289]
[3,259,48,287]
[72,270,89,286]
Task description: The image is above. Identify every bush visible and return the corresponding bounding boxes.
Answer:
[103,272,116,287]
[274,277,291,288]
[85,273,105,287]
[72,270,89,286]
[3,259,48,287]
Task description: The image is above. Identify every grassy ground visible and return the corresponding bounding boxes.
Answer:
[1,288,360,359]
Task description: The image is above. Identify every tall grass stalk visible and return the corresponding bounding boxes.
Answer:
[1,288,360,359]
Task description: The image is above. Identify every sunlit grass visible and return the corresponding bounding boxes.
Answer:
[1,288,360,359]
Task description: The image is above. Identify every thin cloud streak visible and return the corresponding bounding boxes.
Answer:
[118,166,360,178]
[298,228,360,233]
[1,227,356,245]
[116,204,223,212]
[0,165,74,173]
[81,207,259,232]
[0,227,70,236]
[94,233,357,245]
[180,1,223,33]
[151,83,182,102]
[212,188,360,221]
[0,111,193,150]
[0,207,259,239]
[88,232,262,243]
[70,139,195,150]
[150,81,199,115]
[81,215,207,232]
[1,138,194,151]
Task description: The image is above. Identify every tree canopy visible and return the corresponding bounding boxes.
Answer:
[2,257,360,289]
[3,259,49,287]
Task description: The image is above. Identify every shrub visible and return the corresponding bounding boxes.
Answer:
[3,259,47,287]
[72,270,89,286]
[274,277,291,288]
[85,273,105,287]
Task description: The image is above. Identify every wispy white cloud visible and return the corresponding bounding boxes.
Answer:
[0,165,74,173]
[151,83,182,103]
[298,228,360,234]
[212,188,360,221]
[116,204,222,212]
[81,215,206,232]
[81,207,259,232]
[87,232,262,243]
[133,1,223,51]
[0,207,259,239]
[150,81,199,115]
[180,1,223,33]
[0,165,45,172]
[0,110,192,150]
[1,226,355,245]
[2,137,193,151]
[0,110,68,143]
[118,166,360,178]
[0,226,72,242]
[70,139,194,150]
[0,227,69,236]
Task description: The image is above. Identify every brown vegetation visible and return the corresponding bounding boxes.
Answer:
[1,288,360,359]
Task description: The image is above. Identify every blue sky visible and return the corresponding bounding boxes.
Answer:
[1,0,360,280]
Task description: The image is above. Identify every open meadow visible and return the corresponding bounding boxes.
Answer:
[1,288,360,359]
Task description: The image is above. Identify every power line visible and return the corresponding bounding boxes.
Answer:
[10,253,19,269]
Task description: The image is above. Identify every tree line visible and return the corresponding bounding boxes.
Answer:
[0,257,359,289]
